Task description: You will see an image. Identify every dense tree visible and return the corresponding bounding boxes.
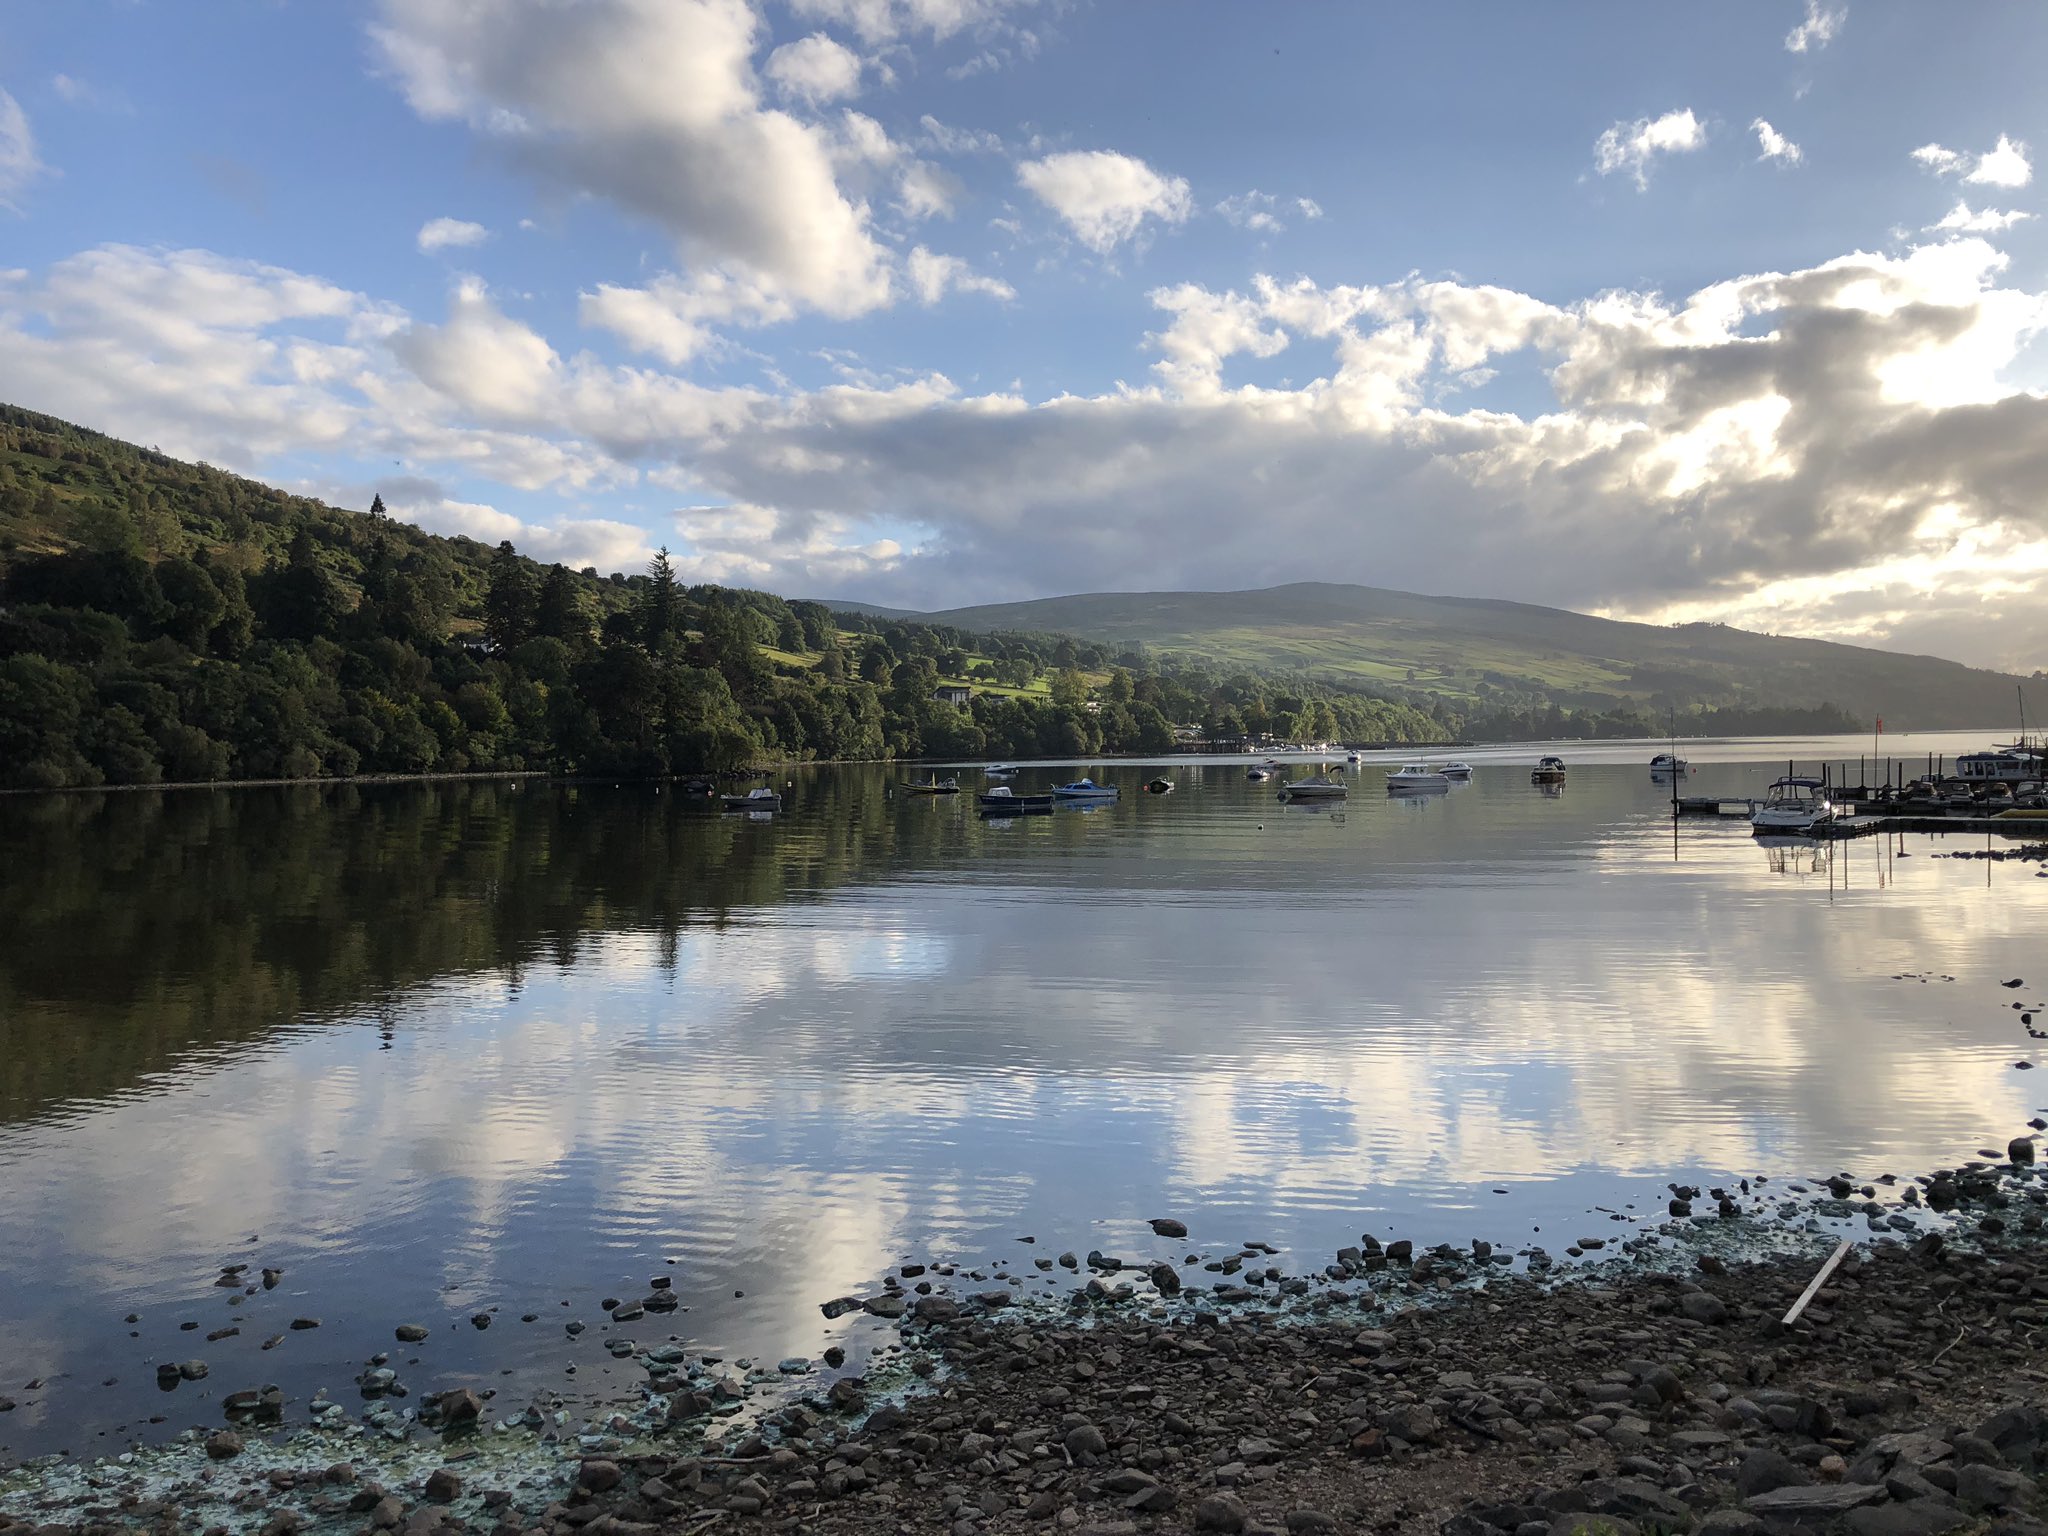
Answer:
[483,540,538,652]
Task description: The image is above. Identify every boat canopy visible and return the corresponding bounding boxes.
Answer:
[1769,777,1825,789]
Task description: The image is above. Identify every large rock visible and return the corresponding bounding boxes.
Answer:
[204,1430,244,1460]
[1679,1291,1730,1325]
[1744,1483,1886,1524]
[1844,1505,1973,1536]
[1194,1493,1250,1533]
[1738,1450,1814,1500]
[1955,1464,2034,1512]
[1149,1217,1189,1238]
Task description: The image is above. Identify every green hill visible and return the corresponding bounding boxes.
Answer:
[852,583,2037,732]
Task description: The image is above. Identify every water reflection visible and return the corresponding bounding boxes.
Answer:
[1,745,2045,1460]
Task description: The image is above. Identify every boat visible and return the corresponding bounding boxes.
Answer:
[1051,778,1119,800]
[1439,762,1474,780]
[721,786,782,811]
[1346,752,1363,764]
[1145,778,1175,794]
[1531,755,1567,785]
[1958,750,2040,785]
[1387,764,1450,794]
[984,763,1017,778]
[1246,767,1270,782]
[902,776,960,794]
[1750,777,1837,834]
[977,786,1054,813]
[1278,775,1347,800]
[1650,753,1690,778]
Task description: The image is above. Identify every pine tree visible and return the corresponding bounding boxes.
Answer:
[534,563,587,642]
[369,492,387,520]
[482,540,538,653]
[638,547,679,650]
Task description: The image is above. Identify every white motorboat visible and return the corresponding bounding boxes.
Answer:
[1278,774,1347,800]
[1346,752,1363,764]
[1387,763,1451,794]
[985,762,1017,778]
[1439,761,1474,780]
[1650,753,1690,778]
[1531,755,1567,785]
[1246,767,1270,781]
[1957,750,2039,785]
[1750,777,1836,834]
[1051,778,1119,800]
[721,786,782,812]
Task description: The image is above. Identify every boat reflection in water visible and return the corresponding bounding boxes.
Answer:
[1756,833,1830,877]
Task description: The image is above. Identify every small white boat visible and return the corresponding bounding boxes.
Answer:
[1051,778,1119,800]
[721,786,782,812]
[1650,753,1690,778]
[1531,755,1566,785]
[1387,763,1450,794]
[985,763,1017,778]
[1278,774,1347,800]
[1439,762,1474,780]
[1346,752,1363,764]
[1246,767,1270,782]
[1750,777,1836,834]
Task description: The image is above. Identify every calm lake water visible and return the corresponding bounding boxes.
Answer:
[2,732,2044,1463]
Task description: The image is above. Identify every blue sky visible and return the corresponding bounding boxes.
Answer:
[3,1,2047,669]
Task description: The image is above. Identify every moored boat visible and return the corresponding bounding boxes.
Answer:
[1051,778,1119,800]
[1531,755,1567,785]
[902,776,960,794]
[721,786,782,811]
[977,786,1054,812]
[984,762,1017,778]
[1650,753,1690,778]
[1387,763,1450,794]
[1439,762,1474,780]
[1246,767,1270,782]
[1145,777,1175,794]
[1278,774,1347,800]
[1750,777,1836,834]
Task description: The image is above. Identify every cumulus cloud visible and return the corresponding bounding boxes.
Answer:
[1016,150,1192,252]
[371,0,893,324]
[0,89,45,210]
[1593,109,1706,189]
[896,160,962,220]
[416,216,489,252]
[788,0,1027,46]
[12,228,2048,669]
[380,481,651,572]
[918,114,1004,156]
[1752,119,1802,165]
[905,246,1013,305]
[1914,135,2032,188]
[764,33,862,105]
[1784,0,1845,53]
[1927,201,2032,235]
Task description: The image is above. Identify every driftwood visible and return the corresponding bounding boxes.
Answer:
[1781,1238,1853,1326]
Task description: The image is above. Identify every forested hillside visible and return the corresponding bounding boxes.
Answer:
[0,406,1444,789]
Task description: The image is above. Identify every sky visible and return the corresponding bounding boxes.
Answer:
[2,2,2047,672]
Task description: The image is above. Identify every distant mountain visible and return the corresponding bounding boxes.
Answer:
[830,582,2037,732]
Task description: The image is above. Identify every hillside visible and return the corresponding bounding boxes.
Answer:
[0,405,1447,789]
[861,583,2038,732]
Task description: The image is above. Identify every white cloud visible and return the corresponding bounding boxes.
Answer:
[1914,135,2032,188]
[764,33,863,105]
[1015,149,1193,252]
[416,216,490,253]
[1969,134,2032,188]
[371,0,894,325]
[1752,119,1802,165]
[787,0,1027,46]
[0,89,45,210]
[385,485,651,572]
[897,160,962,220]
[1296,197,1324,221]
[50,74,128,113]
[1926,200,2032,235]
[581,270,796,364]
[1592,109,1706,189]
[918,114,1004,156]
[14,232,2048,669]
[905,246,1013,305]
[1784,0,1846,53]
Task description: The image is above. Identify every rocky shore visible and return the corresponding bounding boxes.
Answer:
[9,1144,2048,1536]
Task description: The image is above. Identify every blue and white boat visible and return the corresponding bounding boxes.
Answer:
[1051,778,1119,800]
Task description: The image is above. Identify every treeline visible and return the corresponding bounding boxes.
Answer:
[1446,698,1864,742]
[0,405,1445,789]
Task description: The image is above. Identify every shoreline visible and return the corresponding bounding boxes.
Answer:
[7,1137,2048,1534]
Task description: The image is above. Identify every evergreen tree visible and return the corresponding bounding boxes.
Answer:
[638,547,679,650]
[482,540,538,653]
[534,563,588,643]
[369,492,387,520]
